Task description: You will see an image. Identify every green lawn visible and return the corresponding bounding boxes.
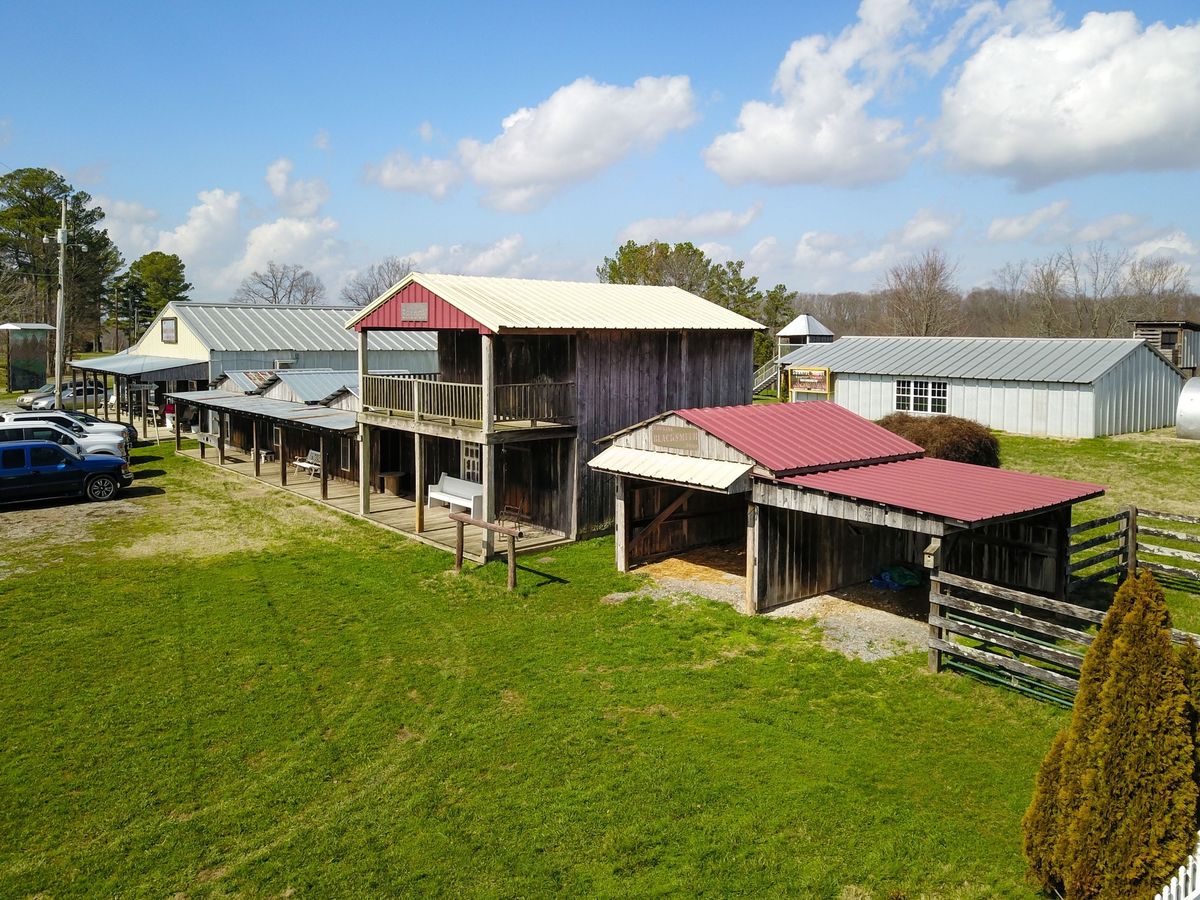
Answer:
[0,445,1077,898]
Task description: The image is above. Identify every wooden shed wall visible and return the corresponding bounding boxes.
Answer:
[942,507,1069,596]
[576,330,753,534]
[627,480,746,564]
[497,437,575,536]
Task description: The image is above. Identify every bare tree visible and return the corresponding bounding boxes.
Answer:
[233,261,326,306]
[1060,242,1133,337]
[340,255,413,307]
[1126,256,1190,320]
[1026,254,1070,336]
[883,248,961,336]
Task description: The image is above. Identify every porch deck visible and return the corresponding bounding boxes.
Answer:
[177,447,571,563]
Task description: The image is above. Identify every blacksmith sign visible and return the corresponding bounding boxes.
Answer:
[651,424,700,452]
[788,366,831,395]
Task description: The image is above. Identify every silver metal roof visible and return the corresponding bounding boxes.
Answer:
[166,302,437,352]
[270,370,358,403]
[348,272,765,333]
[779,336,1158,384]
[69,352,208,378]
[1,322,55,330]
[588,445,752,493]
[167,389,358,432]
[777,314,833,338]
[217,370,276,393]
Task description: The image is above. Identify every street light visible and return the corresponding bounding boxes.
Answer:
[46,200,87,409]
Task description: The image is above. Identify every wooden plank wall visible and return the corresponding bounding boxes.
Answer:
[626,480,745,564]
[576,330,753,534]
[438,331,483,383]
[942,507,1068,597]
[496,438,574,536]
[756,506,926,609]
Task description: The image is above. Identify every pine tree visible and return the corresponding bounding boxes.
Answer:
[1023,728,1069,893]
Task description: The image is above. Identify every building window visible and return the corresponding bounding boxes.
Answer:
[273,426,281,447]
[461,443,482,482]
[896,379,947,414]
[1161,330,1178,349]
[340,437,352,471]
[161,317,177,343]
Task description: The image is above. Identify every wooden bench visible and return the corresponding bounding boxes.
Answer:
[427,473,483,518]
[292,448,322,478]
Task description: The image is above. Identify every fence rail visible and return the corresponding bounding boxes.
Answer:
[361,374,575,428]
[1156,831,1200,900]
[494,382,576,424]
[1067,509,1130,594]
[1139,508,1200,587]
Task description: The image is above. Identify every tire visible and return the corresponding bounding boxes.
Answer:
[85,474,119,502]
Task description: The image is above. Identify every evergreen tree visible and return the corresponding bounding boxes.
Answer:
[1023,729,1069,893]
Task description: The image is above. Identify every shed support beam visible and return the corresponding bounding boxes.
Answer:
[744,502,762,615]
[925,537,944,673]
[198,403,206,460]
[320,433,328,501]
[174,403,182,452]
[359,423,371,515]
[481,333,495,432]
[630,488,694,556]
[252,422,260,477]
[481,441,495,559]
[280,428,287,486]
[217,412,226,465]
[414,433,425,534]
[615,477,630,573]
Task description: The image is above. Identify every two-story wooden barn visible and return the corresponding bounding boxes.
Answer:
[589,401,1104,613]
[346,273,763,560]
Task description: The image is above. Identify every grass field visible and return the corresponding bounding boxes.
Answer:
[0,433,1195,897]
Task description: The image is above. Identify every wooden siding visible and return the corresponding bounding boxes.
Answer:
[942,507,1070,597]
[612,412,754,464]
[356,282,489,333]
[438,331,483,383]
[627,480,746,564]
[497,438,575,536]
[576,330,753,534]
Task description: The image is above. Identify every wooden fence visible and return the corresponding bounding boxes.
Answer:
[1138,508,1200,587]
[1156,833,1200,900]
[1067,509,1130,595]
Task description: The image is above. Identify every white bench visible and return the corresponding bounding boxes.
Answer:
[427,473,484,518]
[292,449,322,478]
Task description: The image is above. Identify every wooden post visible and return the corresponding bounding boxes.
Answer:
[1054,505,1071,599]
[174,402,182,452]
[925,537,944,673]
[1126,504,1139,579]
[319,433,328,500]
[481,333,495,432]
[507,534,517,591]
[141,385,148,438]
[614,477,629,573]
[414,433,425,533]
[103,373,110,420]
[358,423,371,515]
[198,404,206,460]
[252,422,260,477]
[743,502,761,615]
[217,412,226,465]
[280,428,288,486]
[481,441,495,559]
[357,327,369,394]
[455,520,465,573]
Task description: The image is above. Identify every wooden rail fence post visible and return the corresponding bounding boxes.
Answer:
[1127,504,1139,579]
[507,534,517,591]
[925,537,944,673]
[455,520,465,573]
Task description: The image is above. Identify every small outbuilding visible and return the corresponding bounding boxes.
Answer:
[1131,319,1200,377]
[590,401,1103,613]
[780,335,1185,437]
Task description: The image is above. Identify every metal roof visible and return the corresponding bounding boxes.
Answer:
[270,370,358,403]
[781,457,1104,526]
[166,389,358,432]
[348,272,765,333]
[779,336,1157,383]
[0,322,55,330]
[69,352,208,377]
[673,401,923,475]
[162,302,437,352]
[777,313,833,338]
[588,445,752,493]
[218,370,278,393]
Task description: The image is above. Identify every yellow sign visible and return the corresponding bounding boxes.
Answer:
[788,366,831,395]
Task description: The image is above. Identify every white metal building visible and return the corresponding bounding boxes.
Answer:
[780,336,1186,438]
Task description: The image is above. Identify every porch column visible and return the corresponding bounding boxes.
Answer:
[174,403,182,452]
[252,422,260,477]
[217,412,226,465]
[744,502,762,615]
[319,433,328,501]
[481,333,495,432]
[103,373,110,420]
[280,427,288,486]
[615,477,630,573]
[359,423,372,515]
[481,441,496,559]
[198,405,206,459]
[357,328,369,401]
[413,432,425,533]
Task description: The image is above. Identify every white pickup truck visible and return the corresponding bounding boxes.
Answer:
[0,419,127,459]
[1,411,133,444]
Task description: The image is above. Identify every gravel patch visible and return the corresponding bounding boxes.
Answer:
[767,594,927,661]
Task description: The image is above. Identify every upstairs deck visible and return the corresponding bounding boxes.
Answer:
[362,374,575,431]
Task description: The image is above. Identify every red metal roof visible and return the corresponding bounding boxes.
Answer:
[781,457,1104,525]
[674,401,923,474]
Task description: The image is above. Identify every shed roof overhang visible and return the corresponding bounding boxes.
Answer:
[167,389,357,433]
[588,445,752,494]
[71,353,208,383]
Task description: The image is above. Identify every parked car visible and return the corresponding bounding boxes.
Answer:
[16,380,101,410]
[31,383,109,411]
[64,410,139,445]
[1,410,133,445]
[0,420,127,459]
[0,440,132,503]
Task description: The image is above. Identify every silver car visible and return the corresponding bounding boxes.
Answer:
[31,383,109,411]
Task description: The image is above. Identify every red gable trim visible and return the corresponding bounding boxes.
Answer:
[355,282,491,333]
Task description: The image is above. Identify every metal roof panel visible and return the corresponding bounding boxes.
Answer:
[587,445,752,492]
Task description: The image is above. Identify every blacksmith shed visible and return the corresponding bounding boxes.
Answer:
[589,402,1104,614]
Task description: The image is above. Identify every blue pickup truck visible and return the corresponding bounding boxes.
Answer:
[0,440,133,503]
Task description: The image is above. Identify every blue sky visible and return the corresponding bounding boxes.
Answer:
[4,0,1198,301]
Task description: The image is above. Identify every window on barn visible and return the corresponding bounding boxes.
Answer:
[461,443,482,482]
[930,381,948,413]
[1161,330,1178,349]
[895,379,912,411]
[896,379,948,414]
[340,438,352,471]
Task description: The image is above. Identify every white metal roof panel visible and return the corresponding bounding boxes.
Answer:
[779,336,1151,384]
[777,314,833,338]
[170,302,437,352]
[349,273,765,333]
[69,352,208,376]
[166,389,358,432]
[587,445,752,493]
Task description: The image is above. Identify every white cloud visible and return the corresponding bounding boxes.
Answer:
[313,128,331,151]
[156,189,243,265]
[365,151,463,200]
[265,158,330,217]
[407,234,540,277]
[986,200,1070,242]
[697,242,733,261]
[618,204,761,244]
[703,0,917,187]
[939,11,1200,187]
[1073,212,1140,243]
[793,231,852,269]
[1131,230,1199,261]
[898,207,960,246]
[458,75,696,211]
[95,197,161,257]
[418,121,434,142]
[221,215,343,290]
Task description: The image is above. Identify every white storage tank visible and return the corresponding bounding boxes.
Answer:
[1179,378,1200,440]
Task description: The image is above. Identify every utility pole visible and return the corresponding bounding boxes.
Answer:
[53,200,67,410]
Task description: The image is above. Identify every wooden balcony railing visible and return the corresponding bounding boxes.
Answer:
[361,375,575,429]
